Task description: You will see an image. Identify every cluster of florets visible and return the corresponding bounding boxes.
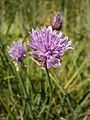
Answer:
[8,12,72,69]
[8,41,26,62]
[27,26,71,68]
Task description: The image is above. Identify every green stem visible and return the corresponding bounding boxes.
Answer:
[45,67,52,120]
[45,67,52,90]
[17,72,33,119]
[41,70,45,99]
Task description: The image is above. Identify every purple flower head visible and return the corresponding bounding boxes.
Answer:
[28,26,72,69]
[51,12,62,30]
[8,41,26,63]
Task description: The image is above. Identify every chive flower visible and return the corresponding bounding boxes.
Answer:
[28,26,72,68]
[51,12,62,30]
[8,41,26,69]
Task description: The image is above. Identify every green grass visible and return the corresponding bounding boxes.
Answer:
[0,0,90,119]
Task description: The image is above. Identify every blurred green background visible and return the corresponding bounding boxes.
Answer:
[0,0,90,120]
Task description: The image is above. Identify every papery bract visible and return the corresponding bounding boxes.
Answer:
[51,12,62,30]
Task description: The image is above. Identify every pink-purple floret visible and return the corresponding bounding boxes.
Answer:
[27,25,72,68]
[8,42,26,63]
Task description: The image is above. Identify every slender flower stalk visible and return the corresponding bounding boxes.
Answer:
[45,67,52,90]
[45,67,52,120]
[17,72,33,119]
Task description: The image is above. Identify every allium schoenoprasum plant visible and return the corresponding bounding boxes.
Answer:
[0,0,90,120]
[27,25,73,119]
[8,41,33,119]
[7,25,73,120]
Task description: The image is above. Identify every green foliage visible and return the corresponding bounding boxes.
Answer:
[0,0,90,119]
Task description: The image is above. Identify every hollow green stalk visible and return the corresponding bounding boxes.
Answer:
[17,72,33,119]
[45,67,52,120]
